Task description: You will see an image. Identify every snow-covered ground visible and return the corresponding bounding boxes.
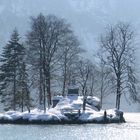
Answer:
[124,113,140,123]
[0,96,124,124]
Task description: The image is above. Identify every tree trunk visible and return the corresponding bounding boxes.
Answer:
[39,67,43,106]
[116,77,121,110]
[62,77,66,96]
[100,91,103,109]
[62,54,67,97]
[26,90,30,113]
[43,76,46,113]
[100,72,104,109]
[83,96,87,112]
[46,67,51,108]
[90,78,94,96]
[62,63,67,96]
[39,47,43,107]
[42,44,47,112]
[13,70,16,111]
[21,91,24,112]
[117,94,121,110]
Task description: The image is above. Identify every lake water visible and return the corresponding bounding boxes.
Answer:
[0,113,140,140]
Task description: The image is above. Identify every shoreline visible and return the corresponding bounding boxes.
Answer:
[0,115,125,125]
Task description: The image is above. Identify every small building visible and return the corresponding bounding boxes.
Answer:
[52,83,79,108]
[67,85,79,96]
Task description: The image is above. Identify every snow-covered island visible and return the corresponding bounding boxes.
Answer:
[0,96,125,124]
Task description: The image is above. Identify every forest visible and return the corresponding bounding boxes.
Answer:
[0,13,139,113]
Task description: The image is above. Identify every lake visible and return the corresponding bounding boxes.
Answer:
[0,113,139,140]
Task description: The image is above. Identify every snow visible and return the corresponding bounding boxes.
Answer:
[0,108,66,122]
[124,113,140,123]
[0,96,124,124]
[86,96,100,107]
[52,95,63,100]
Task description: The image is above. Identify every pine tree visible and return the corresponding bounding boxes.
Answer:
[0,29,25,111]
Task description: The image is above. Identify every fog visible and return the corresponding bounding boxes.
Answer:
[0,0,140,59]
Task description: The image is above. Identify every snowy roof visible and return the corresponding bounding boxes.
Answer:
[52,96,63,100]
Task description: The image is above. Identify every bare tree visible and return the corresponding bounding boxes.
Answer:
[96,52,115,108]
[76,58,92,111]
[100,22,139,110]
[87,65,97,96]
[76,58,91,96]
[27,14,47,111]
[27,13,79,110]
[59,35,81,96]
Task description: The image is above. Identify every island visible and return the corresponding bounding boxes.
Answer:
[0,95,125,124]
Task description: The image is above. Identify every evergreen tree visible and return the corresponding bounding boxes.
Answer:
[0,29,25,111]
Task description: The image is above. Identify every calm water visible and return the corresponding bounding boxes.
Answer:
[0,113,140,140]
[0,123,139,140]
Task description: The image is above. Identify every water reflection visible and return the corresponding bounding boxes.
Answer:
[0,119,139,140]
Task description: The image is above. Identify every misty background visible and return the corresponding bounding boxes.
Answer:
[1,0,140,58]
[0,0,140,111]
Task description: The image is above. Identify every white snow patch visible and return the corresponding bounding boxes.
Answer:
[0,96,123,123]
[124,113,140,123]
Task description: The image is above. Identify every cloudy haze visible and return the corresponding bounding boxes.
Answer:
[0,0,140,59]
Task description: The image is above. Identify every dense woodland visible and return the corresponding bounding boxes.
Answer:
[0,13,139,112]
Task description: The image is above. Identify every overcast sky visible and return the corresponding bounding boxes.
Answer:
[0,0,140,60]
